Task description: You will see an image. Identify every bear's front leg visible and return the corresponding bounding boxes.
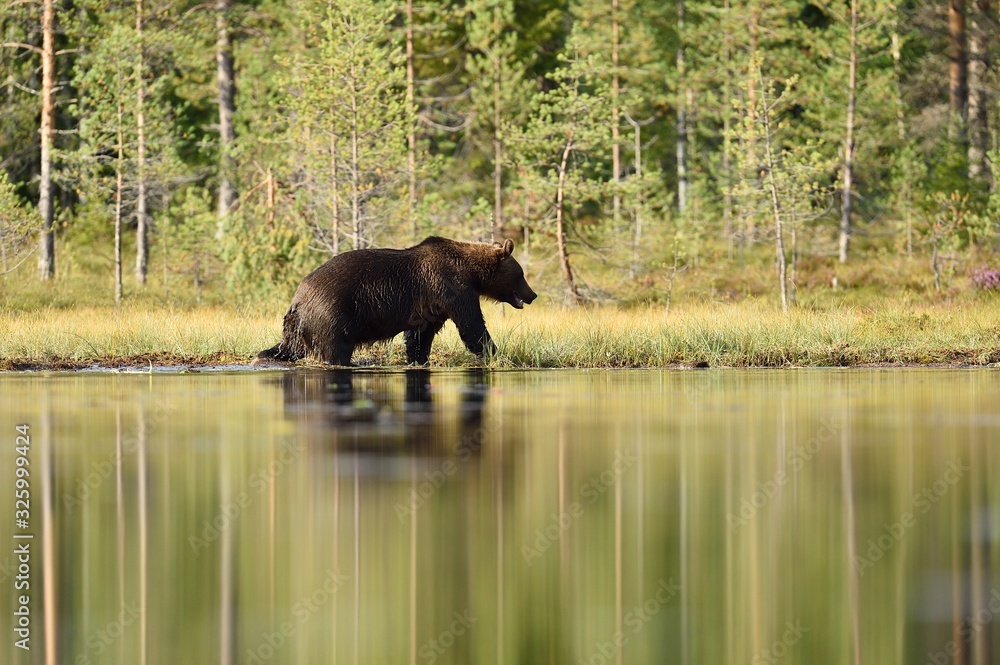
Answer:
[404,321,444,364]
[450,301,497,358]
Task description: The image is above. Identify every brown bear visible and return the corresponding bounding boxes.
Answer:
[255,236,537,365]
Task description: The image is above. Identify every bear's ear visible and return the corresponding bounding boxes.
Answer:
[501,238,514,257]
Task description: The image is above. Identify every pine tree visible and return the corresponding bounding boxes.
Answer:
[39,0,56,280]
[466,0,531,240]
[510,35,612,303]
[284,0,411,251]
[0,170,39,274]
[68,2,183,300]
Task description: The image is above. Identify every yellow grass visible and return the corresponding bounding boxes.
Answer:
[2,298,999,369]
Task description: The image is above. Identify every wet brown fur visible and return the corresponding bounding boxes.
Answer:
[256,236,537,365]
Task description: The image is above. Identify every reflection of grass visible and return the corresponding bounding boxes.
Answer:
[2,299,999,369]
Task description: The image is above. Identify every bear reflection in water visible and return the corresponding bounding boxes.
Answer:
[278,368,488,457]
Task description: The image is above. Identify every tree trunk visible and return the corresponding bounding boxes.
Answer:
[891,19,906,142]
[744,3,759,239]
[406,0,417,241]
[329,135,340,254]
[627,113,642,279]
[675,0,687,216]
[758,69,788,313]
[790,221,798,304]
[115,97,125,303]
[840,425,862,665]
[722,0,734,253]
[37,0,55,280]
[966,0,990,182]
[948,0,968,140]
[891,19,915,258]
[351,91,361,249]
[39,408,56,665]
[137,414,149,665]
[611,0,621,230]
[839,0,858,265]
[135,0,148,285]
[266,168,275,227]
[216,0,237,235]
[491,3,503,241]
[555,138,581,304]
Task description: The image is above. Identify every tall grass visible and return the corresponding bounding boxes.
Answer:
[2,298,999,369]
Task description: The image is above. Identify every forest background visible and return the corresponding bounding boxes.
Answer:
[2,0,1000,319]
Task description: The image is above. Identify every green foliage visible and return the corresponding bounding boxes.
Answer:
[220,204,316,301]
[4,0,1000,307]
[924,191,969,292]
[465,0,532,147]
[162,187,217,301]
[968,150,1000,250]
[64,3,187,222]
[0,170,39,274]
[510,39,612,222]
[281,0,412,251]
[889,143,928,257]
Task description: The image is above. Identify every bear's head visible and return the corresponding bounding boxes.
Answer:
[485,239,537,309]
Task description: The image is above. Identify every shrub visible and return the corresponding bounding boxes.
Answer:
[970,265,1000,291]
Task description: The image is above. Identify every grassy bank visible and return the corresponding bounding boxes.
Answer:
[2,299,999,370]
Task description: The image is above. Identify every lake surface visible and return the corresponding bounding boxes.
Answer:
[1,368,998,665]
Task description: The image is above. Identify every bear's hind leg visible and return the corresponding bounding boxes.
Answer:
[316,337,356,366]
[404,321,444,365]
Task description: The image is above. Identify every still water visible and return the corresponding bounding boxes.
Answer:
[1,368,998,665]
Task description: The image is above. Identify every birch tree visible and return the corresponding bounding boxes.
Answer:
[216,0,238,234]
[135,0,148,285]
[965,0,990,184]
[733,68,832,311]
[807,0,897,264]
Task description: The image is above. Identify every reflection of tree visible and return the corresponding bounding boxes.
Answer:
[41,393,57,665]
[138,404,150,665]
[969,439,987,665]
[841,409,861,665]
[218,405,233,665]
[278,368,492,662]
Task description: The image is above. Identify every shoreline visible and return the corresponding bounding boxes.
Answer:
[2,354,997,373]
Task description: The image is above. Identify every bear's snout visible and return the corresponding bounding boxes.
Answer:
[512,284,537,309]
